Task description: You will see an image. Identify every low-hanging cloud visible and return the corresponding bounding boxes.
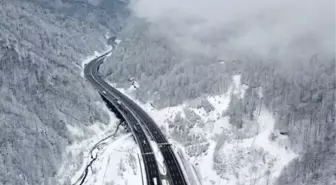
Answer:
[129,0,335,60]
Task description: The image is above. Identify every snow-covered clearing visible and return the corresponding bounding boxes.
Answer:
[193,108,297,185]
[111,75,298,185]
[56,101,121,184]
[82,133,143,185]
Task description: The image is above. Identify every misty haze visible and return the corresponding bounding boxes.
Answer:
[0,0,335,185]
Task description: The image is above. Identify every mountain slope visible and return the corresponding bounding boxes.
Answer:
[100,7,335,185]
[0,0,128,184]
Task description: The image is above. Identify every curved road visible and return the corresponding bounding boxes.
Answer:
[84,51,161,185]
[84,51,188,185]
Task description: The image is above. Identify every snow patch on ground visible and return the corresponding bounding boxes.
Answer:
[127,80,139,92]
[56,101,120,184]
[115,39,122,45]
[232,75,249,99]
[208,108,297,185]
[82,134,142,185]
[58,110,143,185]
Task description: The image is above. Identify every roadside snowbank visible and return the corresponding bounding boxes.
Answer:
[150,141,167,175]
[82,133,143,185]
[80,46,112,77]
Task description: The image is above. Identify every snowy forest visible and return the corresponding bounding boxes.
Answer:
[0,0,334,185]
[0,0,128,184]
[100,18,232,107]
[100,2,335,184]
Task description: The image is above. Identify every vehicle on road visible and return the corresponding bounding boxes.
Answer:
[102,90,107,95]
[153,177,157,185]
[133,125,138,131]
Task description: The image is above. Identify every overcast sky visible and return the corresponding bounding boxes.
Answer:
[129,0,335,61]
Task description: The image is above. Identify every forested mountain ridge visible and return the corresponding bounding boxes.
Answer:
[0,0,334,184]
[100,18,232,107]
[0,0,128,184]
[240,56,335,185]
[101,16,335,185]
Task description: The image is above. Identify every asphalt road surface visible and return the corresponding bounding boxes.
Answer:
[84,52,161,185]
[84,51,188,185]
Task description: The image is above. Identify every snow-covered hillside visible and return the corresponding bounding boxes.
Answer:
[107,75,298,185]
[60,48,302,185]
[0,1,128,184]
[56,101,120,184]
[77,133,142,185]
[56,47,143,185]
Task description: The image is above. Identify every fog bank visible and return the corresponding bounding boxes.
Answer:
[130,0,335,61]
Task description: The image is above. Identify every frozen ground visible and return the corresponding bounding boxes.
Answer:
[56,100,122,184]
[81,133,143,185]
